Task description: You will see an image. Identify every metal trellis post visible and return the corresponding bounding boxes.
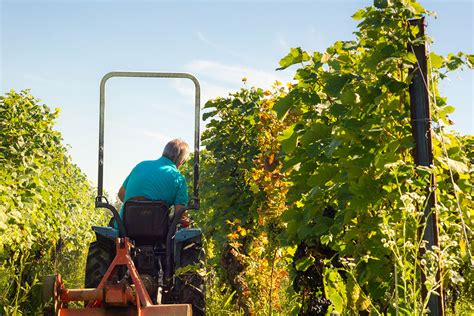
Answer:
[408,17,444,316]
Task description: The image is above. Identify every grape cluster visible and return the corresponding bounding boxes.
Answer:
[305,297,332,316]
[293,243,335,315]
[293,243,322,292]
[292,205,340,315]
[322,205,336,218]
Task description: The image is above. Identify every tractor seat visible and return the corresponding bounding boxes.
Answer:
[122,199,170,244]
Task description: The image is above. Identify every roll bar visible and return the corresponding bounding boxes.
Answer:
[95,72,201,223]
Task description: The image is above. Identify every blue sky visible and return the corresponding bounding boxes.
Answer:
[1,0,473,197]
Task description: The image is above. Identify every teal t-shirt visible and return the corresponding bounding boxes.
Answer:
[121,156,188,210]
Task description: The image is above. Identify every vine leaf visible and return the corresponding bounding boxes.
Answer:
[279,125,298,153]
[429,52,444,69]
[277,47,310,70]
[273,90,299,119]
[446,158,469,174]
[295,255,315,272]
[467,54,474,68]
[323,269,346,312]
[324,74,352,97]
[352,9,366,21]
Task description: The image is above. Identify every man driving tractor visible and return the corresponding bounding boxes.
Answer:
[45,72,204,315]
[117,139,191,227]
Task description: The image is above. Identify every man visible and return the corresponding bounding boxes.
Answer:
[117,139,190,226]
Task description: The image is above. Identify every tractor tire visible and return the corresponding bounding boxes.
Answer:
[42,274,57,316]
[85,236,114,289]
[176,243,205,316]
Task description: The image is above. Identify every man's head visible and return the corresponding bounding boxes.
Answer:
[162,139,190,167]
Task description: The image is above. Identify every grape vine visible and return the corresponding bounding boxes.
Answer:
[0,90,108,315]
[198,0,473,314]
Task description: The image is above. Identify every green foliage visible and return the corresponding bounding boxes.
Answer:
[277,48,311,71]
[0,90,108,314]
[196,85,299,314]
[275,0,473,313]
[198,0,473,314]
[201,90,260,232]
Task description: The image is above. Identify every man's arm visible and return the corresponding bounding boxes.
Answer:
[175,204,190,227]
[118,185,125,202]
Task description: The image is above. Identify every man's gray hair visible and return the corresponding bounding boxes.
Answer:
[162,139,190,166]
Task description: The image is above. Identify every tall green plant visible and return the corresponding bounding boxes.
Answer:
[275,0,473,314]
[0,90,108,314]
[198,85,299,314]
[195,2,473,313]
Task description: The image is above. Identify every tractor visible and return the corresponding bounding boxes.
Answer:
[42,72,205,316]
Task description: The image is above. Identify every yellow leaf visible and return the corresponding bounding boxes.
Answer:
[268,153,275,165]
[226,233,239,240]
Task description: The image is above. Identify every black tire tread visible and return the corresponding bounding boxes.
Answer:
[85,238,114,289]
[177,244,205,316]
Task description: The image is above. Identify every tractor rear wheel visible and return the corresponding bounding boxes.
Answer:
[42,274,58,316]
[85,236,114,288]
[176,243,205,316]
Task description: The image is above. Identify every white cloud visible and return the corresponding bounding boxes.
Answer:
[170,59,296,102]
[140,130,171,143]
[195,31,244,59]
[196,31,214,47]
[110,123,172,143]
[171,79,195,99]
[186,60,292,88]
[171,77,233,104]
[152,100,189,121]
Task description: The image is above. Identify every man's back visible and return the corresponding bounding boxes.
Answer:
[122,156,188,207]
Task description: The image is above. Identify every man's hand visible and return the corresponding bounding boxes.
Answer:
[175,204,190,228]
[181,211,190,228]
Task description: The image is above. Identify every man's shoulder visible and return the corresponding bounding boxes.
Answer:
[134,160,155,168]
[134,158,184,180]
[130,160,160,174]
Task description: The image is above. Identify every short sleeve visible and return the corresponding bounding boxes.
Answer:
[174,175,188,206]
[122,174,130,189]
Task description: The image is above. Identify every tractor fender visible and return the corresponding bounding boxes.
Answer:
[175,228,201,243]
[174,228,202,267]
[92,225,119,241]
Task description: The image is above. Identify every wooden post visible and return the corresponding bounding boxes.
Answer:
[408,17,444,315]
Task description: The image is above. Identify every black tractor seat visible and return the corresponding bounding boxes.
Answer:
[122,199,170,245]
